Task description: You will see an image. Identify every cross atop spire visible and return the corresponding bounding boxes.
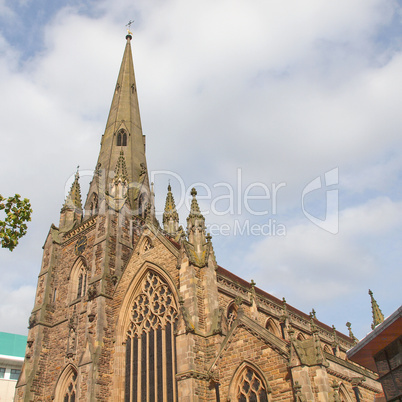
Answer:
[126,20,134,37]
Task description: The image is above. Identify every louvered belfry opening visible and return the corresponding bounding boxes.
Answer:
[125,271,178,402]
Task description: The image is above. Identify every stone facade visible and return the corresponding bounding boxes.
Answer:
[16,34,383,401]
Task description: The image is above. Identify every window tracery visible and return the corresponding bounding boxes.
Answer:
[236,368,268,402]
[63,371,77,402]
[117,130,127,146]
[125,271,178,401]
[54,366,78,402]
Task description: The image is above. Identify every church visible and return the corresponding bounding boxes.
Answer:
[15,33,383,401]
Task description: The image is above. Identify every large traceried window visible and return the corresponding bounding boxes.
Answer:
[125,271,178,402]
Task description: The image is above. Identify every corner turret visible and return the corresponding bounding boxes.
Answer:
[163,184,179,235]
[59,170,82,231]
[186,188,206,254]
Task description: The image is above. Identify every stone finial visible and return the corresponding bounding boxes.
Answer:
[62,170,83,211]
[60,169,83,231]
[369,289,384,330]
[188,188,204,219]
[186,188,206,251]
[163,184,179,234]
[346,322,358,343]
[310,308,316,319]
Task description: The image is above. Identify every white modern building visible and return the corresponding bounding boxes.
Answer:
[0,332,27,402]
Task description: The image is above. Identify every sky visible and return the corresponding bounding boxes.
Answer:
[0,0,401,340]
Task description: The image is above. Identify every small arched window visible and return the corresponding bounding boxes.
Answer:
[69,259,88,303]
[117,131,127,146]
[265,318,281,338]
[297,332,306,341]
[76,270,87,299]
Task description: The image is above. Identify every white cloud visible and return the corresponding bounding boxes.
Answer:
[0,285,35,335]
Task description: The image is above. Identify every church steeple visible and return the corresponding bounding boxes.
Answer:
[84,34,150,218]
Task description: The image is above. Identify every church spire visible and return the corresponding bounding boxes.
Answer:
[163,184,179,234]
[369,289,384,330]
[84,34,150,218]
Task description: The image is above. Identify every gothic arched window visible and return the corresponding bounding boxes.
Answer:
[117,131,127,146]
[339,383,353,402]
[69,259,87,303]
[63,373,77,402]
[76,270,87,299]
[265,318,281,338]
[125,271,178,401]
[232,365,270,402]
[54,365,78,402]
